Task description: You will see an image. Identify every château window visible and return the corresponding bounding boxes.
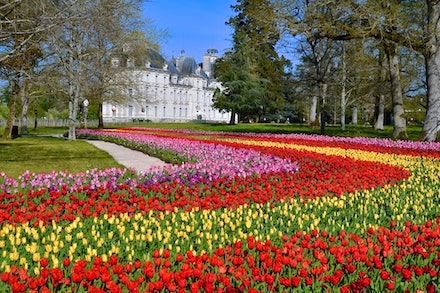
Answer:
[111,58,119,68]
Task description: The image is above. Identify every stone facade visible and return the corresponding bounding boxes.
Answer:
[103,48,230,123]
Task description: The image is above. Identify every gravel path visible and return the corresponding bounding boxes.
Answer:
[87,140,170,172]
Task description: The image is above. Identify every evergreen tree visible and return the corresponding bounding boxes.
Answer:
[213,0,287,123]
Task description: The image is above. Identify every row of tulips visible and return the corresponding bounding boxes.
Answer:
[0,127,438,292]
[110,127,440,157]
[1,219,439,293]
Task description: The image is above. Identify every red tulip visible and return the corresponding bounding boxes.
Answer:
[109,255,118,265]
[402,268,412,281]
[393,264,402,273]
[291,276,301,287]
[380,270,390,280]
[386,281,395,290]
[39,258,49,268]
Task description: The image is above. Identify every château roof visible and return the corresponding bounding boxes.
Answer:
[170,54,209,78]
[144,48,166,69]
[113,47,214,80]
[180,56,197,75]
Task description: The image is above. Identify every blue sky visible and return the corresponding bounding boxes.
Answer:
[142,0,236,62]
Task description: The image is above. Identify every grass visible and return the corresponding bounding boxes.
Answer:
[1,122,424,140]
[121,122,424,141]
[0,136,124,179]
[0,122,424,179]
[25,126,68,135]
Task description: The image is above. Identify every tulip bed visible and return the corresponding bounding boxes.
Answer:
[0,127,439,293]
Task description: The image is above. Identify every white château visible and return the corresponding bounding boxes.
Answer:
[103,48,230,123]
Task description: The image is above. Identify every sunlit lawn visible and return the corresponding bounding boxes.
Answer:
[107,122,423,140]
[1,122,424,140]
[0,136,124,179]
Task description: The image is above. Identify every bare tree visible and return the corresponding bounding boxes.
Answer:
[280,0,440,141]
[295,34,338,133]
[373,51,388,131]
[335,39,378,129]
[0,1,64,63]
[86,30,158,129]
[45,0,145,140]
[1,1,48,138]
[383,40,407,138]
[340,42,348,130]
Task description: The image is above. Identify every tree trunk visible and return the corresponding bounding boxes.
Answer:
[320,81,328,135]
[422,2,440,141]
[374,94,385,130]
[309,95,318,124]
[67,36,76,140]
[98,102,104,129]
[68,97,76,140]
[20,80,29,135]
[385,42,408,139]
[67,34,82,140]
[340,89,346,130]
[352,106,358,124]
[320,110,325,134]
[67,70,79,140]
[3,89,18,139]
[83,101,88,129]
[3,76,18,139]
[34,107,38,129]
[424,52,440,141]
[229,110,236,125]
[374,52,387,130]
[340,44,347,131]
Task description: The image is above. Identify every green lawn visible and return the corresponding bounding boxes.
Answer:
[124,121,423,140]
[1,122,424,140]
[0,136,124,179]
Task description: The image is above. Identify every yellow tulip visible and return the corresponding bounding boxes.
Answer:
[32,252,40,262]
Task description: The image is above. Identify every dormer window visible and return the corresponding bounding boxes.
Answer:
[111,58,119,68]
[127,58,134,67]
